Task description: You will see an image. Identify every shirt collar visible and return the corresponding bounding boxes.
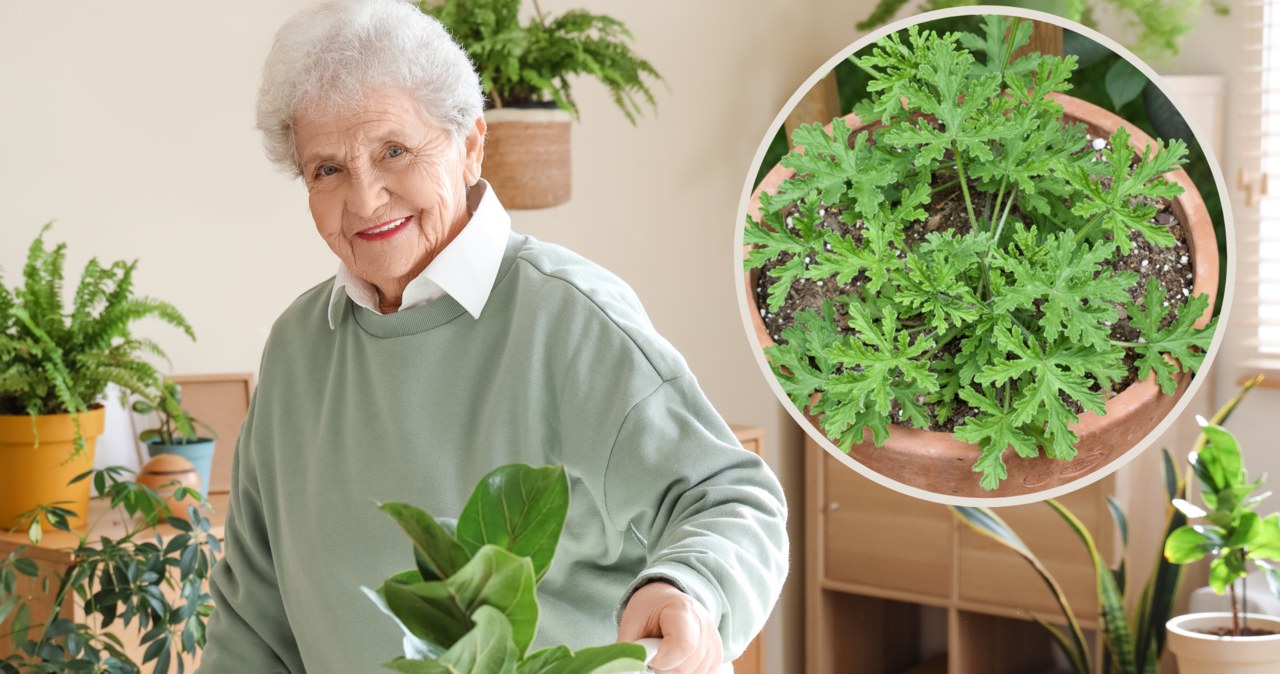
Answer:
[327,179,512,329]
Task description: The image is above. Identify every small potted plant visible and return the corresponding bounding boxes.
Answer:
[0,466,220,673]
[418,0,662,209]
[1163,413,1280,672]
[0,224,194,529]
[132,379,217,498]
[742,15,1219,495]
[365,463,649,672]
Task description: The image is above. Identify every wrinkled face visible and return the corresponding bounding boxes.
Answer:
[294,90,484,306]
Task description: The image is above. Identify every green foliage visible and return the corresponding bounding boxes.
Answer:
[367,464,647,674]
[0,224,194,455]
[1164,378,1280,636]
[418,0,661,122]
[855,0,1228,60]
[132,379,216,446]
[951,376,1264,673]
[743,17,1216,490]
[0,467,220,674]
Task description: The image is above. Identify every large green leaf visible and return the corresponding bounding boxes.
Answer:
[952,506,1090,674]
[517,646,572,674]
[537,643,648,674]
[456,465,569,581]
[440,606,518,674]
[381,502,472,582]
[381,545,539,657]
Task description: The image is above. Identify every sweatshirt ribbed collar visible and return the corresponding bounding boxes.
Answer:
[349,233,524,339]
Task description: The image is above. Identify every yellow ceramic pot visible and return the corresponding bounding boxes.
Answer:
[0,407,104,531]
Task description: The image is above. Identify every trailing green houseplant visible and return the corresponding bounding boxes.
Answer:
[1163,390,1280,637]
[744,16,1217,490]
[0,223,194,453]
[0,467,220,674]
[365,463,648,673]
[417,0,661,122]
[952,375,1262,673]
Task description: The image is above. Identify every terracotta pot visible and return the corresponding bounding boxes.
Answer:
[1167,613,1280,674]
[0,407,105,530]
[483,107,572,210]
[137,454,203,521]
[744,93,1218,498]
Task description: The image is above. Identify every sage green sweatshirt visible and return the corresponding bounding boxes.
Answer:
[199,233,789,673]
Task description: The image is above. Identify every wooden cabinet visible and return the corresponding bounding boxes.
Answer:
[730,424,766,674]
[805,433,1177,674]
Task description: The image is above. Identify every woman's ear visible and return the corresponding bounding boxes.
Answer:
[463,115,486,185]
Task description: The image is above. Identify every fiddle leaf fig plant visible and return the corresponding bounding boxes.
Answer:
[365,464,648,673]
[1164,395,1280,637]
[744,16,1217,490]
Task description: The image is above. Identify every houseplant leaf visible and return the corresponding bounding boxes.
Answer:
[456,465,569,581]
[380,544,539,656]
[380,502,471,582]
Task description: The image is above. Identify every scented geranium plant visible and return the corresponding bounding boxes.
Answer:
[364,464,647,673]
[744,16,1217,490]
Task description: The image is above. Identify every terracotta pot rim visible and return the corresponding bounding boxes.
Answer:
[742,93,1220,495]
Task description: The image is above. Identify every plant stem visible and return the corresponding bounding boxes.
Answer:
[1072,212,1105,244]
[952,144,980,233]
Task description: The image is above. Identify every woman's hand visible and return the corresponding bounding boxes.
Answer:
[617,581,723,674]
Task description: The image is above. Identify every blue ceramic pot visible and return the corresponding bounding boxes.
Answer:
[146,438,215,498]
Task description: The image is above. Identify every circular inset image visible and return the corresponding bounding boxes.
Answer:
[737,8,1232,504]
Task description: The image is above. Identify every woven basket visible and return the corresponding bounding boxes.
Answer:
[483,107,572,210]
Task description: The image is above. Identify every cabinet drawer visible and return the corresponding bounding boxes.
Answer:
[957,484,1113,620]
[822,453,953,598]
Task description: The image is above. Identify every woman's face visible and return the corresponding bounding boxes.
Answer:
[293,90,485,305]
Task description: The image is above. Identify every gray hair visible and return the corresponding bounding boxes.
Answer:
[256,0,483,176]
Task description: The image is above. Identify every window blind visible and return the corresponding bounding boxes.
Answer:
[1245,0,1280,371]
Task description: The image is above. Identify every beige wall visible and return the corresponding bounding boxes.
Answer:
[0,1,1260,672]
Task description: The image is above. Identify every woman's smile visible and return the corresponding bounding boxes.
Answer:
[356,216,412,241]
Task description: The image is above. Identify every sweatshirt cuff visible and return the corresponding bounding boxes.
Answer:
[614,561,725,629]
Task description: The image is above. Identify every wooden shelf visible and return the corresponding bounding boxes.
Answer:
[804,419,1192,674]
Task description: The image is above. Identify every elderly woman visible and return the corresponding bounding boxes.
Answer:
[199,1,787,673]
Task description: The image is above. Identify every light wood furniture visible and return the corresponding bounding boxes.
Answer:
[730,424,766,674]
[804,427,1189,674]
[0,494,228,668]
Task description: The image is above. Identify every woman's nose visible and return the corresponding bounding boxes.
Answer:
[346,169,390,217]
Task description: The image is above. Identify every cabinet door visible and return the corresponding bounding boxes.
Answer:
[821,452,953,599]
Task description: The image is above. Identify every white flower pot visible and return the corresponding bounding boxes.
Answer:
[1167,612,1280,674]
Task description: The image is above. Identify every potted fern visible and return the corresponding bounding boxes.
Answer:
[1163,403,1280,673]
[0,224,194,529]
[417,0,662,209]
[133,379,217,499]
[742,15,1219,496]
[365,463,650,672]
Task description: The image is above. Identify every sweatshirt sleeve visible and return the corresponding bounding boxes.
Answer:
[602,374,789,660]
[198,399,303,673]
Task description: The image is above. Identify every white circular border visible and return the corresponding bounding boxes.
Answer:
[732,5,1238,507]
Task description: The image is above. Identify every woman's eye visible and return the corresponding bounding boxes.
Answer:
[386,146,405,159]
[316,165,339,177]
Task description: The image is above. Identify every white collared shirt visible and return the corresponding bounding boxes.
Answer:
[326,179,512,328]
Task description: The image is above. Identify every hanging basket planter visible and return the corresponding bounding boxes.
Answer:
[483,107,572,210]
